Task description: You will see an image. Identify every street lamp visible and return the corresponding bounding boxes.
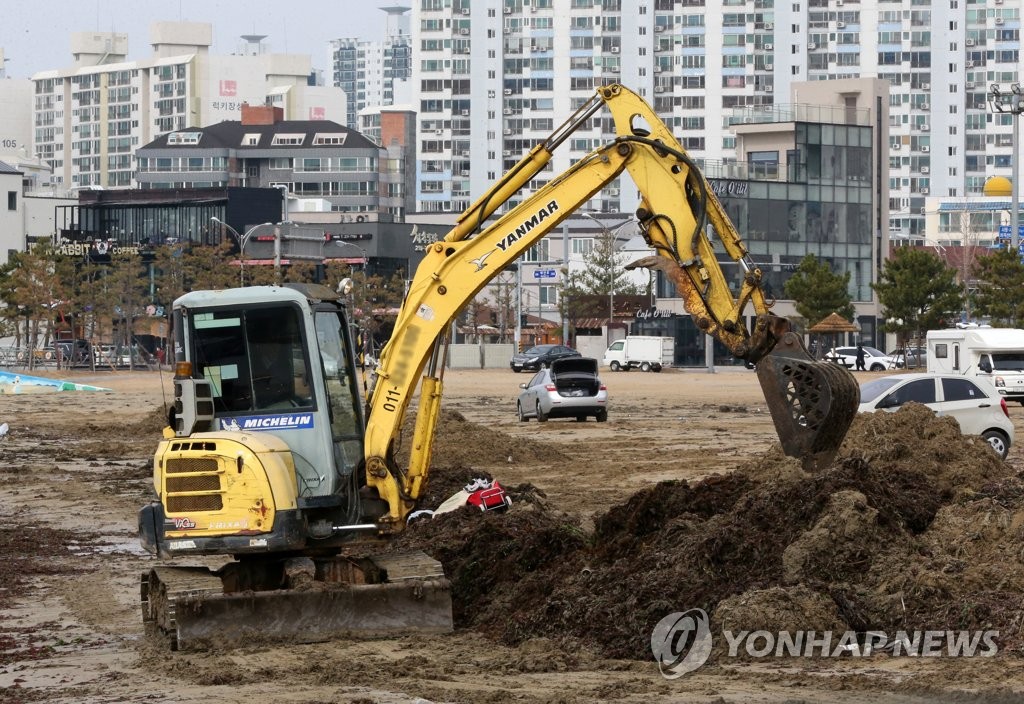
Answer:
[987,83,1024,252]
[578,212,639,343]
[323,238,368,272]
[211,217,272,286]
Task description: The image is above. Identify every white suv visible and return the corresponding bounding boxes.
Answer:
[827,346,903,371]
[858,373,1014,458]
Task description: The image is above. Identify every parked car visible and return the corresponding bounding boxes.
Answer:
[55,339,93,367]
[826,346,903,371]
[516,357,608,422]
[898,345,928,369]
[858,373,1013,458]
[509,343,581,373]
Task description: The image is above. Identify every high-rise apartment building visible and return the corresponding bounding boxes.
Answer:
[329,7,413,129]
[407,0,1020,244]
[31,22,346,190]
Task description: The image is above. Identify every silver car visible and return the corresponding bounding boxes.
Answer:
[517,357,608,422]
[858,373,1014,458]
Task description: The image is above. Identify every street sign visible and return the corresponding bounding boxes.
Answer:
[533,268,557,279]
[997,225,1024,241]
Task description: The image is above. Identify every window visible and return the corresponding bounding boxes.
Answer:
[313,133,348,146]
[167,131,202,145]
[572,238,594,255]
[941,378,986,403]
[523,239,550,262]
[7,191,15,211]
[271,133,306,146]
[884,378,936,406]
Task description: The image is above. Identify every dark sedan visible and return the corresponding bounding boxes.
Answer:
[510,344,581,372]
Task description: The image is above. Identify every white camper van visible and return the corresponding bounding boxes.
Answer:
[926,328,1024,404]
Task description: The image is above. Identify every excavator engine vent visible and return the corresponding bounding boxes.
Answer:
[163,456,224,513]
[166,458,219,474]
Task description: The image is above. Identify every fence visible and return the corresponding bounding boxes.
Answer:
[447,343,516,369]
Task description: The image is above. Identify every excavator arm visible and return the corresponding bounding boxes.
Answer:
[364,84,859,532]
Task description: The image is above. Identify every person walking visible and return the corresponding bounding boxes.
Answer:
[855,343,866,371]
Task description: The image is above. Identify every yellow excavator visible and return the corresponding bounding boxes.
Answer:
[138,84,859,649]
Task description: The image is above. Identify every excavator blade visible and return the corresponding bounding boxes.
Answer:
[142,551,453,650]
[755,331,860,470]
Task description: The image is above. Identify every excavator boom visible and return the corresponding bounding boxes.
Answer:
[365,84,860,530]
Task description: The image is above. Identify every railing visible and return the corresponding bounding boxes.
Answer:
[728,102,872,127]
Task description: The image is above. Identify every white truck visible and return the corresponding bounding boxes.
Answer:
[926,327,1024,404]
[602,335,675,372]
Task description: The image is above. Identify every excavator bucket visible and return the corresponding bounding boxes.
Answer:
[142,551,453,650]
[625,254,859,471]
[755,331,860,470]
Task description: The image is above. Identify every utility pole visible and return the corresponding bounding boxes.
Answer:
[987,83,1024,253]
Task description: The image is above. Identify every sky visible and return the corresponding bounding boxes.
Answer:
[2,0,396,79]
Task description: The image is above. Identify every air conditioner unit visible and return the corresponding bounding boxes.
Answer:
[435,129,443,135]
[837,21,846,28]
[921,188,929,195]
[461,150,471,157]
[462,48,471,53]
[461,170,470,176]
[461,8,470,14]
[765,63,774,70]
[921,124,930,131]
[503,129,512,135]
[608,188,620,196]
[921,103,930,110]
[996,17,1005,25]
[893,143,902,150]
[808,42,817,50]
[967,61,975,68]
[461,110,469,116]
[504,88,512,95]
[503,150,513,156]
[920,207,927,214]
[966,38,975,46]
[655,25,665,32]
[503,108,513,115]
[921,166,930,174]
[922,145,930,153]
[504,6,512,13]
[766,85,774,92]
[460,28,469,35]
[765,43,774,50]
[966,82,975,88]
[611,46,620,53]
[765,22,774,30]
[531,4,537,10]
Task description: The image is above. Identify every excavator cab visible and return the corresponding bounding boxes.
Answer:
[139,284,452,650]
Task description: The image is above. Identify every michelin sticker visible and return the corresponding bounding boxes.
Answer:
[220,413,314,431]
